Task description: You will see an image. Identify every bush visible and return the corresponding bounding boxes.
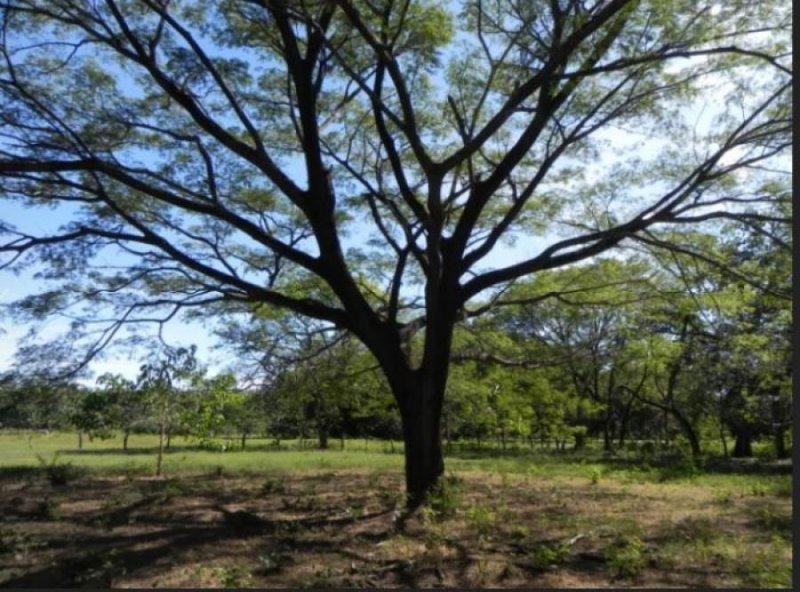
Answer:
[423,473,462,522]
[36,453,82,486]
[606,535,646,579]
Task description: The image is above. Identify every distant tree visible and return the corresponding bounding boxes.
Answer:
[96,372,143,451]
[136,345,200,475]
[69,388,116,449]
[0,373,73,430]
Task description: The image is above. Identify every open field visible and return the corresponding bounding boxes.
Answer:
[0,431,792,588]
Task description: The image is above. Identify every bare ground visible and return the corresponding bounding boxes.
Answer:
[0,469,791,588]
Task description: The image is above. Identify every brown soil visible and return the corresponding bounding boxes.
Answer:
[0,470,791,588]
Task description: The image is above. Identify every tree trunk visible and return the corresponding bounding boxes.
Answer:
[156,420,166,476]
[123,430,130,453]
[241,432,247,450]
[78,432,83,450]
[318,426,329,450]
[673,410,701,457]
[397,377,445,508]
[774,429,787,460]
[166,430,172,450]
[603,425,613,452]
[732,430,753,458]
[719,424,729,458]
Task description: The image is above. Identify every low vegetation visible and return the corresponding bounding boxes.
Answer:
[0,431,791,588]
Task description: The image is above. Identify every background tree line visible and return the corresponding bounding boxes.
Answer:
[2,228,790,461]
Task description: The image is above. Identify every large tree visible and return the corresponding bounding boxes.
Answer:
[0,0,791,503]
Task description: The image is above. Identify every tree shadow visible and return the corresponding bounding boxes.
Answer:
[0,474,401,588]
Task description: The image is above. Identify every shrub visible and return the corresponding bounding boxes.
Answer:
[423,473,462,522]
[530,543,570,568]
[465,503,497,539]
[36,453,82,486]
[606,535,646,579]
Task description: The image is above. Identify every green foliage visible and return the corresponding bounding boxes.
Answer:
[606,535,647,579]
[530,543,571,569]
[464,503,497,539]
[35,453,82,486]
[210,565,253,588]
[422,474,463,523]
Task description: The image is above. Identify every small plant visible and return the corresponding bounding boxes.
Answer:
[713,489,734,505]
[260,478,286,495]
[212,565,253,588]
[366,471,382,489]
[36,453,82,486]
[530,542,570,568]
[36,498,62,521]
[160,478,188,502]
[589,466,602,485]
[301,564,337,588]
[510,525,531,541]
[465,503,497,539]
[606,535,646,579]
[424,474,462,522]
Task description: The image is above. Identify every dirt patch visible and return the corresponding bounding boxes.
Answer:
[0,470,791,588]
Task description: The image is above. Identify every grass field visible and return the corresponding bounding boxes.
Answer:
[0,431,792,588]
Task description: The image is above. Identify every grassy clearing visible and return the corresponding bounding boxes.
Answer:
[0,431,792,588]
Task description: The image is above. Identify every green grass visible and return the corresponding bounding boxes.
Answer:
[0,431,791,498]
[0,431,405,476]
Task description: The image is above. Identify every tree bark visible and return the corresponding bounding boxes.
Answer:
[773,429,786,459]
[123,430,129,453]
[399,386,445,509]
[78,432,83,450]
[732,430,753,458]
[156,419,166,476]
[673,410,701,457]
[318,426,329,450]
[241,432,247,450]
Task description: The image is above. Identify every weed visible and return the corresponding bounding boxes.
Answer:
[589,466,602,485]
[750,504,791,539]
[737,536,792,587]
[160,478,188,502]
[260,478,286,495]
[36,453,82,486]
[606,535,646,579]
[713,489,734,505]
[510,525,531,541]
[770,479,792,497]
[423,474,462,522]
[211,565,253,588]
[530,542,570,569]
[464,503,497,539]
[301,564,337,588]
[36,498,62,521]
